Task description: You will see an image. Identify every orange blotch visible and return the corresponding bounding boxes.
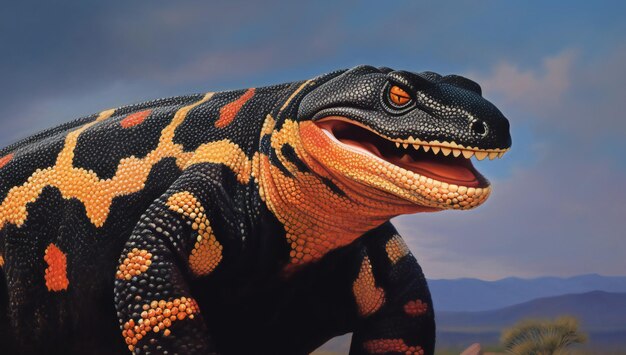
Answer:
[385,235,410,265]
[215,88,255,128]
[122,297,199,352]
[363,338,424,355]
[167,191,223,276]
[0,153,14,169]
[44,243,69,291]
[404,299,428,317]
[353,256,385,316]
[0,255,4,267]
[120,109,151,128]
[116,248,152,280]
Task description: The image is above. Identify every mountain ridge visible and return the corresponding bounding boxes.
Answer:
[437,290,626,332]
[428,273,626,311]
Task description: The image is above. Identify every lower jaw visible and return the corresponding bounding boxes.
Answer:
[315,154,491,212]
[386,156,486,188]
[300,121,491,210]
[322,165,442,211]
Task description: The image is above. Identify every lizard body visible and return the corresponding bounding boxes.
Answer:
[0,66,511,354]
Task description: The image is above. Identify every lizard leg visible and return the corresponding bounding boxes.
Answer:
[114,188,222,354]
[349,222,435,355]
[0,264,14,353]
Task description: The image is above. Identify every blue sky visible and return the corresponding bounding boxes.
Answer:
[1,1,625,279]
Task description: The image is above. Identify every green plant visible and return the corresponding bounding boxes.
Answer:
[501,316,587,355]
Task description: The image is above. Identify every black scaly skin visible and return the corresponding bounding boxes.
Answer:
[0,65,511,354]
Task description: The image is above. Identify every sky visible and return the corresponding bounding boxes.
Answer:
[1,1,625,280]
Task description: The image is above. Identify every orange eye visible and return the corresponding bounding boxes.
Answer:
[389,85,411,106]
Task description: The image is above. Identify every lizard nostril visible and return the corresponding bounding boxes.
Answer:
[470,120,488,137]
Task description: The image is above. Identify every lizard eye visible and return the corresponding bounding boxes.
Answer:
[388,85,412,107]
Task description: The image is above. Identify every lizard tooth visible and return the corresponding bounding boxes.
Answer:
[431,146,441,154]
[441,147,452,156]
[498,151,505,158]
[474,151,488,161]
[462,150,474,159]
[452,149,462,157]
[408,136,415,143]
[488,152,498,160]
[412,144,420,150]
[395,142,401,148]
[402,143,409,149]
[422,145,431,152]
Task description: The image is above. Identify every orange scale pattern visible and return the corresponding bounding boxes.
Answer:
[363,338,424,355]
[385,235,411,265]
[0,93,214,230]
[352,256,385,316]
[122,297,199,352]
[403,299,428,317]
[116,248,152,280]
[167,191,223,276]
[215,88,255,128]
[44,243,69,292]
[0,153,13,169]
[254,118,407,270]
[120,109,152,129]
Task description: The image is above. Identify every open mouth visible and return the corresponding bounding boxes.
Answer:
[316,117,506,188]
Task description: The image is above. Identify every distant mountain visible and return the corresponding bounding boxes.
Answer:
[428,274,626,311]
[437,291,626,332]
[315,291,626,353]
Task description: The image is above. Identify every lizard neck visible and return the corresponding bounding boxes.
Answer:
[254,114,416,271]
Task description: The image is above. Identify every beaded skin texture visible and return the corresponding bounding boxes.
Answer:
[0,65,511,354]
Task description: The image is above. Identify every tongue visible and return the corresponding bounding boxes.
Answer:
[393,156,479,185]
[340,139,382,156]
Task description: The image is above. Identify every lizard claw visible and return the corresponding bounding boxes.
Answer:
[460,343,482,355]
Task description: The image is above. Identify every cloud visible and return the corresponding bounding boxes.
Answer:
[471,50,575,111]
[0,81,166,147]
[0,1,348,148]
[0,1,347,125]
[469,46,626,139]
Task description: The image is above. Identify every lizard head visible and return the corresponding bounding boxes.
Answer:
[296,65,511,211]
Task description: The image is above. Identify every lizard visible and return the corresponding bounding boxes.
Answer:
[0,65,511,355]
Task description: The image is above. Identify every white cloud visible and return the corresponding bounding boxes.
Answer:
[469,47,626,138]
[470,50,575,113]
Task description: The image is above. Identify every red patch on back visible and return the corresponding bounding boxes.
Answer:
[404,299,428,316]
[363,339,424,355]
[215,88,255,128]
[44,243,69,291]
[0,153,14,169]
[120,109,151,128]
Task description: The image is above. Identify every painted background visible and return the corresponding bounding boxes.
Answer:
[1,1,625,280]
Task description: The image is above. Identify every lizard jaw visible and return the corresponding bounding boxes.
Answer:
[316,118,488,188]
[299,117,497,210]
